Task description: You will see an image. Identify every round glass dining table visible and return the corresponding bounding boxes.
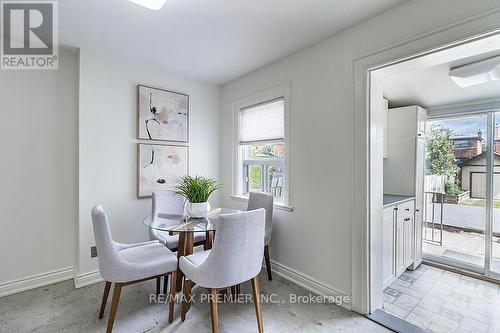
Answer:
[143,208,240,292]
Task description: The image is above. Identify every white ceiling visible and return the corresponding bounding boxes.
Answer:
[377,35,500,109]
[60,0,407,84]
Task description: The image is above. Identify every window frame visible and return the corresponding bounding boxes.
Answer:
[231,82,291,209]
[453,139,470,147]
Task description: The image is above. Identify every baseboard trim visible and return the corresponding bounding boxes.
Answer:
[74,270,103,288]
[0,266,75,298]
[267,260,352,311]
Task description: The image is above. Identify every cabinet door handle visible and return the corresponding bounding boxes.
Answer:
[415,209,420,212]
[405,208,410,211]
[404,218,410,221]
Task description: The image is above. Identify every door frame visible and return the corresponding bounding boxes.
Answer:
[353,11,500,314]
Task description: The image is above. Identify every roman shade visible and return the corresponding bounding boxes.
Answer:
[239,98,284,144]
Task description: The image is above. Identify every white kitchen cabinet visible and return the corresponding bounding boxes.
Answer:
[413,206,423,269]
[401,201,415,268]
[384,105,427,196]
[382,207,395,289]
[417,107,427,138]
[384,105,426,270]
[383,199,415,283]
[395,209,406,277]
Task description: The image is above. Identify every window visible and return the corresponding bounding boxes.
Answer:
[240,99,285,201]
[453,139,470,147]
[233,83,290,206]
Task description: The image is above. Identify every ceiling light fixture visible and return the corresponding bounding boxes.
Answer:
[449,55,500,88]
[129,0,167,10]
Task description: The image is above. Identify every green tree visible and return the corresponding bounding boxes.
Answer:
[426,125,459,178]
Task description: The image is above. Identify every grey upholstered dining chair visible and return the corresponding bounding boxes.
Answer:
[150,191,207,292]
[247,191,274,280]
[173,209,266,333]
[92,205,178,333]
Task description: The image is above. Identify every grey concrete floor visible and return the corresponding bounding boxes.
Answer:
[0,272,388,333]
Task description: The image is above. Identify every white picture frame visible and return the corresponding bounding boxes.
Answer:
[137,143,189,198]
[137,84,189,142]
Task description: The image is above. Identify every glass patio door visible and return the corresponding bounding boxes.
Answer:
[424,111,500,280]
[489,112,500,278]
[423,114,488,274]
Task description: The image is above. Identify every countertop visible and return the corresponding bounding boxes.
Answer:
[383,194,415,208]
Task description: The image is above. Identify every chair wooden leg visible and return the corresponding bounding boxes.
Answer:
[168,271,177,324]
[181,279,193,321]
[163,274,169,295]
[106,283,123,333]
[156,277,161,295]
[264,245,272,281]
[251,277,264,333]
[99,281,112,319]
[209,288,219,333]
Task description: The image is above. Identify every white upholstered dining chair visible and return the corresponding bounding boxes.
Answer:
[174,209,266,333]
[247,191,274,280]
[91,205,178,333]
[150,191,207,250]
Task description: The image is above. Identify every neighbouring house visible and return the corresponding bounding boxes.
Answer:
[450,131,483,163]
[495,124,500,154]
[459,152,500,199]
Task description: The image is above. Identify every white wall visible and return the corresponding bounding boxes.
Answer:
[0,49,78,286]
[77,49,221,279]
[220,0,500,299]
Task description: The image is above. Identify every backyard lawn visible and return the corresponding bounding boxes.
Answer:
[460,199,500,209]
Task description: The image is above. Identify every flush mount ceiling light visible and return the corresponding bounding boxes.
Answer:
[450,55,500,88]
[129,0,167,10]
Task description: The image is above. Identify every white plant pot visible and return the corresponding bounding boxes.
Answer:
[186,201,211,218]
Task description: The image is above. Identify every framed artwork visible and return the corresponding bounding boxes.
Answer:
[137,84,189,142]
[137,143,189,198]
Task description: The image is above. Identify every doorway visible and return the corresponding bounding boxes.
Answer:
[361,26,500,331]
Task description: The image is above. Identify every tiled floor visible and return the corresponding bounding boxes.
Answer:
[383,264,500,333]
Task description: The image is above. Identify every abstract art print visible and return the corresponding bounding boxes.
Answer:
[138,85,189,142]
[137,144,188,198]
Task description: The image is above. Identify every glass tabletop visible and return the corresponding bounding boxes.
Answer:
[143,208,240,234]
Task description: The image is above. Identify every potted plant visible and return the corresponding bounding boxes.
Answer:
[174,175,223,218]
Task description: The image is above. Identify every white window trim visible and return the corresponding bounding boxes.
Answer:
[231,82,292,209]
[229,194,293,212]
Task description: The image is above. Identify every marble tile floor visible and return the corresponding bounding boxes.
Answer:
[0,272,389,333]
[383,264,500,333]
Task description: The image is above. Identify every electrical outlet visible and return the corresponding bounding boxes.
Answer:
[90,246,98,258]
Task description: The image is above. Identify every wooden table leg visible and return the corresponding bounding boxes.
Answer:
[204,231,213,250]
[175,233,187,292]
[184,232,194,256]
